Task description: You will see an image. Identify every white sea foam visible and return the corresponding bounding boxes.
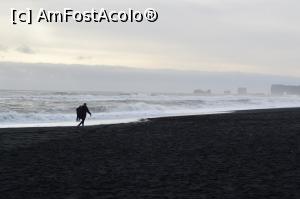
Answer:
[0,90,300,128]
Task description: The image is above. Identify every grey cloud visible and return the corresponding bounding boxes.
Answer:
[77,56,93,60]
[16,45,35,54]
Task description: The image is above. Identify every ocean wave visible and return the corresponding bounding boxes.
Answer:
[1,90,300,126]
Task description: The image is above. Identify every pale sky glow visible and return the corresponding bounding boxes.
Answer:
[0,0,300,92]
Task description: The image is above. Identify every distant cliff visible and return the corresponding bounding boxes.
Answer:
[271,84,300,95]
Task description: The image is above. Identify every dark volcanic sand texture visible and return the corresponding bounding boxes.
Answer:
[0,108,299,199]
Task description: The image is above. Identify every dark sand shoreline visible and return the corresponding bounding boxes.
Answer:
[1,108,299,198]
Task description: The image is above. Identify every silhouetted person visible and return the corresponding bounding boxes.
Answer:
[76,103,91,127]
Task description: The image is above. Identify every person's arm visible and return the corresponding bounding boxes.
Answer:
[87,107,92,116]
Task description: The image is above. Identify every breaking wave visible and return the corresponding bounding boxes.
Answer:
[1,90,300,127]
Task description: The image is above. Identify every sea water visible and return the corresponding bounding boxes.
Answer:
[1,90,300,128]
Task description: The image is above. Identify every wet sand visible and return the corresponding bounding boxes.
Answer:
[0,108,299,198]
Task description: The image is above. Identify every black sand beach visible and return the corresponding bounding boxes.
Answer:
[0,108,299,199]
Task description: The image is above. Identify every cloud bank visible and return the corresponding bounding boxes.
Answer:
[1,62,299,93]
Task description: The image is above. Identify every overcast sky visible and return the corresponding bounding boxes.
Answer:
[0,0,300,92]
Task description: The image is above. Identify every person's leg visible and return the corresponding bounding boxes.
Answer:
[77,118,84,126]
[77,116,86,127]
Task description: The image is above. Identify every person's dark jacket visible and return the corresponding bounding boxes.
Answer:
[81,105,91,118]
[76,105,91,120]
